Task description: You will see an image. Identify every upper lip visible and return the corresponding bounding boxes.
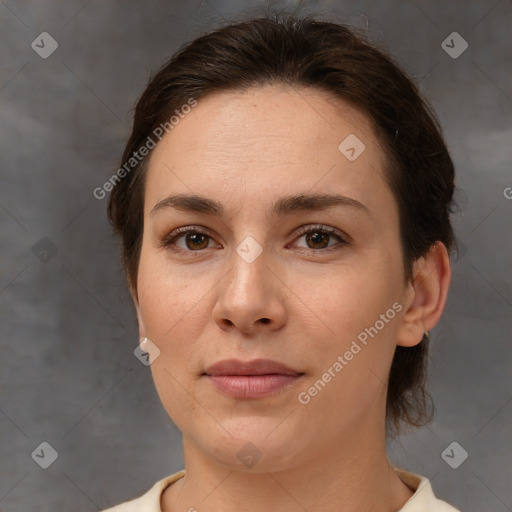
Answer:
[204,359,303,376]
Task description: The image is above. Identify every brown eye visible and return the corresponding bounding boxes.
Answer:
[305,231,331,249]
[292,225,349,252]
[160,226,217,253]
[184,233,210,250]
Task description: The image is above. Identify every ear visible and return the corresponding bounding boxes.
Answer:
[397,241,451,347]
[129,281,147,343]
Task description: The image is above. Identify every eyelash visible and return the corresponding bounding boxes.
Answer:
[159,224,350,255]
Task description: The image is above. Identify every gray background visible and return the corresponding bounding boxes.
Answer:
[1,0,511,510]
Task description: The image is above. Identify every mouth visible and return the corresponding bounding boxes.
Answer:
[203,358,305,399]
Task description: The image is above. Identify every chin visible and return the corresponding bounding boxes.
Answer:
[200,424,305,473]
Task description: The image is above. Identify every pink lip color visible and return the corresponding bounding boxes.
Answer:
[206,374,302,398]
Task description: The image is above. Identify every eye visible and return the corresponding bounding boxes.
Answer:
[160,226,218,252]
[160,224,350,255]
[290,224,350,251]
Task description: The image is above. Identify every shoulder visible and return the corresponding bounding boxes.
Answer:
[100,470,186,512]
[395,468,461,512]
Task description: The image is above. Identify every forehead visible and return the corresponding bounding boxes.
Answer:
[144,85,393,219]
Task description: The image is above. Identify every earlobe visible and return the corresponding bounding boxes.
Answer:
[129,283,147,342]
[396,241,451,347]
[135,303,147,342]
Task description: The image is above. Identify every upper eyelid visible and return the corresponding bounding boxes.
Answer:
[158,225,216,247]
[161,224,350,249]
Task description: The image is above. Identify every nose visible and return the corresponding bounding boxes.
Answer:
[212,249,287,335]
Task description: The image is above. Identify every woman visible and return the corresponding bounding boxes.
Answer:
[102,13,460,512]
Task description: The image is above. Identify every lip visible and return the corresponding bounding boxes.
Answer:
[204,358,302,376]
[203,359,304,399]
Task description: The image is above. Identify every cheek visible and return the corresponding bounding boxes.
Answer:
[298,262,401,338]
[136,251,211,427]
[136,249,210,392]
[137,247,210,338]
[295,260,404,402]
[293,270,402,425]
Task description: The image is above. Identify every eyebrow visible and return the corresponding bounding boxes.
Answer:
[150,192,369,218]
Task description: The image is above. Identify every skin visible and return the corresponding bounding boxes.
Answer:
[131,85,451,512]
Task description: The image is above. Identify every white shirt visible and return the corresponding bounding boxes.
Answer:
[101,468,461,511]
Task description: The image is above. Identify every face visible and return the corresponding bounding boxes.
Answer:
[135,85,412,471]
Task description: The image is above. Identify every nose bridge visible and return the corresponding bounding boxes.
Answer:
[226,238,270,302]
[213,235,287,333]
[225,208,269,285]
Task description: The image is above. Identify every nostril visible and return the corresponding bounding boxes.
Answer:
[259,318,271,324]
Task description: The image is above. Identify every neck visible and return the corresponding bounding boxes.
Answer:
[162,419,414,512]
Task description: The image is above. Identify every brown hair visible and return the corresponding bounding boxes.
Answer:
[108,14,456,436]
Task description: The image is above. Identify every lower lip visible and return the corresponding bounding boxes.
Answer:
[205,374,303,398]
